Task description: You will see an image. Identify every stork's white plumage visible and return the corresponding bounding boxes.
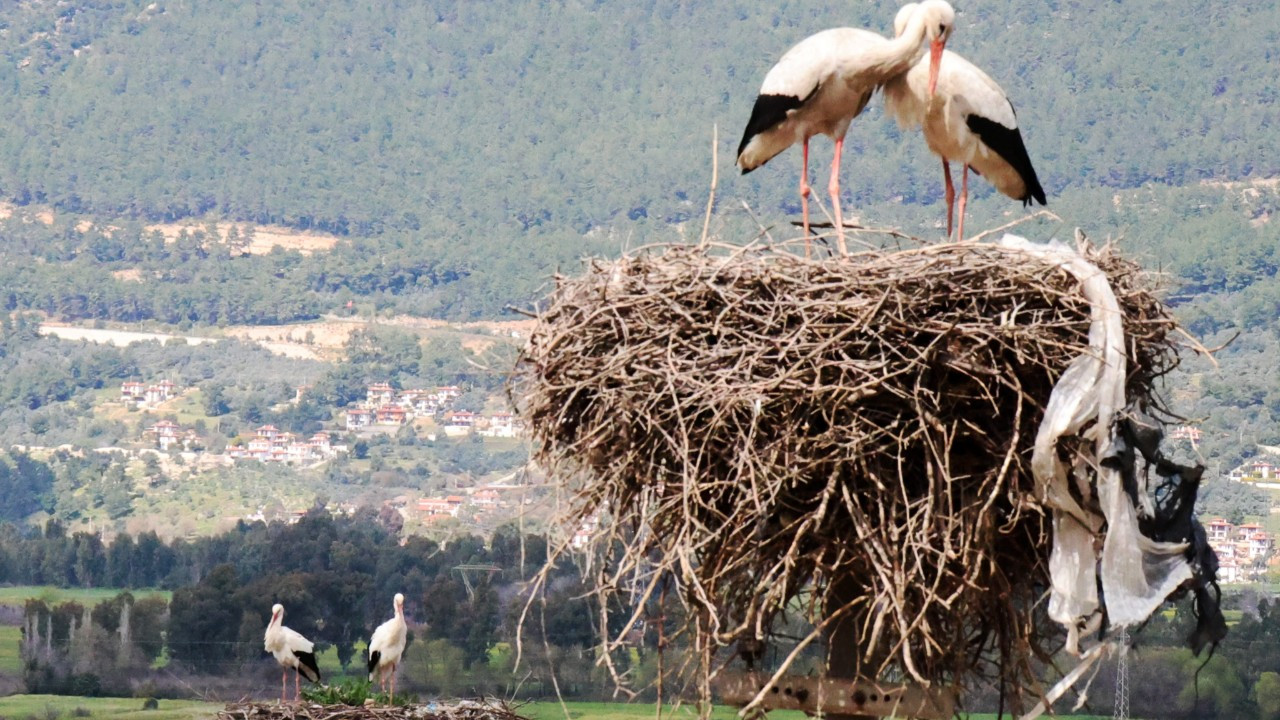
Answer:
[367,593,408,703]
[263,603,322,704]
[884,3,1045,241]
[736,0,956,255]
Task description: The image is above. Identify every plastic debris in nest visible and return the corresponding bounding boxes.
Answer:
[218,700,528,720]
[512,234,1225,715]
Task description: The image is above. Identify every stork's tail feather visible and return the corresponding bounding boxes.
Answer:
[294,650,321,684]
[1024,175,1047,207]
[368,649,381,680]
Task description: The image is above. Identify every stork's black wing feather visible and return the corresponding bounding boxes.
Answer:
[965,112,1046,206]
[293,649,322,683]
[367,649,381,677]
[736,93,804,172]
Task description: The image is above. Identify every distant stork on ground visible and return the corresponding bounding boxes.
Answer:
[263,603,322,704]
[368,592,408,703]
[736,0,956,256]
[883,3,1045,241]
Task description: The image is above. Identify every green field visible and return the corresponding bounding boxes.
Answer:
[0,696,221,720]
[0,625,21,674]
[0,587,172,609]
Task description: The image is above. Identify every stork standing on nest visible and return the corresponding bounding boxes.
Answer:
[368,592,408,703]
[263,603,321,704]
[736,0,956,256]
[883,3,1045,241]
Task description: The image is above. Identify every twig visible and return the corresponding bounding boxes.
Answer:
[964,209,1062,243]
[699,125,718,247]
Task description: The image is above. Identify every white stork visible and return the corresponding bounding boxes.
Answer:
[263,603,322,704]
[736,0,957,256]
[883,3,1045,241]
[367,592,408,702]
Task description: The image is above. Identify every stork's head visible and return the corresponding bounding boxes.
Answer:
[394,592,405,608]
[921,0,955,96]
[895,0,955,96]
[271,603,284,622]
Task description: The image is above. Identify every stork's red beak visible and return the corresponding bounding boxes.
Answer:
[928,37,945,96]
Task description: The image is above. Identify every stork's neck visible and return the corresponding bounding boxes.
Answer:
[870,11,932,79]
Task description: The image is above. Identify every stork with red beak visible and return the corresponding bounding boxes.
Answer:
[263,603,322,704]
[368,593,408,703]
[884,3,1046,241]
[736,1,955,256]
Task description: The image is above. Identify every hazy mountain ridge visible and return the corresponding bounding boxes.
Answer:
[0,0,1275,238]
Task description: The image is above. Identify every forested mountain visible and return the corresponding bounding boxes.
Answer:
[0,1,1278,492]
[1,0,1276,262]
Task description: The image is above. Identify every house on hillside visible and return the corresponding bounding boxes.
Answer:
[1218,557,1243,584]
[1207,518,1234,543]
[376,405,407,425]
[418,497,460,518]
[480,412,524,438]
[409,392,440,415]
[227,425,342,464]
[308,432,332,455]
[1206,519,1278,583]
[442,410,476,437]
[1228,458,1280,482]
[144,380,177,404]
[121,381,146,403]
[367,382,395,407]
[346,408,372,430]
[122,379,180,406]
[144,420,197,451]
[473,489,500,508]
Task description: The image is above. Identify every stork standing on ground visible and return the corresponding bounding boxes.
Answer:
[736,0,956,256]
[368,593,408,703]
[883,3,1045,241]
[263,603,322,704]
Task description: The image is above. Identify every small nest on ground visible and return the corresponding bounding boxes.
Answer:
[512,236,1181,705]
[218,701,527,720]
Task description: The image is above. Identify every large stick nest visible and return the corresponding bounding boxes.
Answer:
[512,237,1179,702]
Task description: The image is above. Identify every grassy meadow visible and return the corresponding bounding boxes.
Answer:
[0,587,171,609]
[0,696,221,720]
[0,624,21,674]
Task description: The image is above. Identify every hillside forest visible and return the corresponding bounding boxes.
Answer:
[0,0,1279,716]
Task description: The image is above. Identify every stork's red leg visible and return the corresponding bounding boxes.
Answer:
[957,165,970,242]
[828,136,847,255]
[942,159,955,239]
[800,138,812,258]
[281,668,287,704]
[390,663,397,704]
[295,668,301,703]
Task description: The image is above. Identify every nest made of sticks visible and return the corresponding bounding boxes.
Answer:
[512,236,1181,706]
[219,701,528,720]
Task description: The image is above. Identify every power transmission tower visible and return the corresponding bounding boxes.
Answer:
[1113,627,1130,720]
[453,564,501,600]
